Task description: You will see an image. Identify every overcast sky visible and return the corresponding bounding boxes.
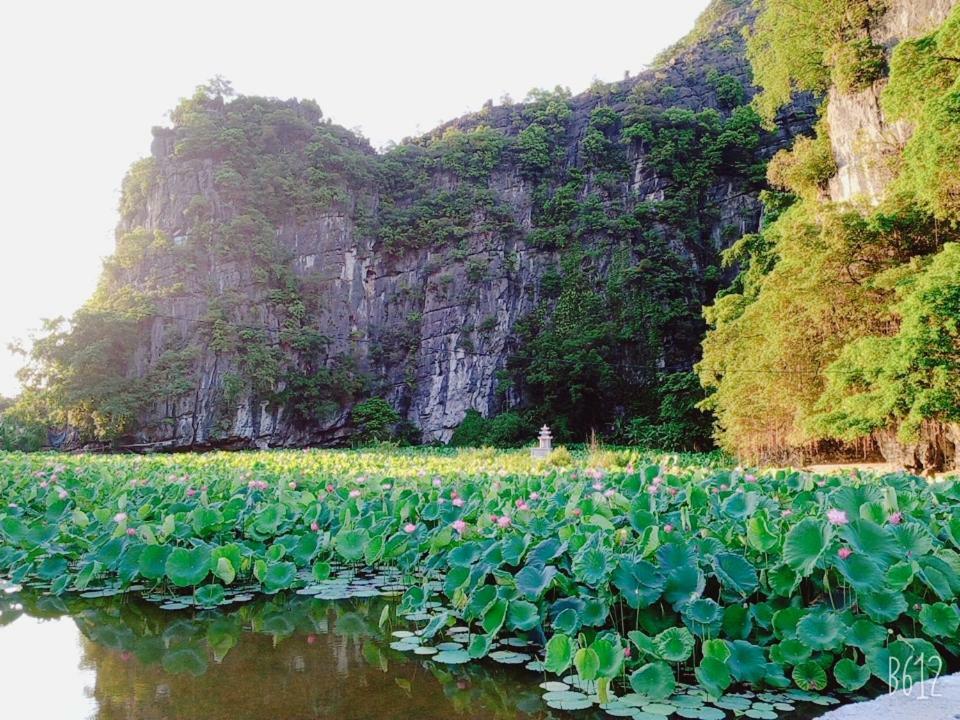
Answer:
[0,0,710,397]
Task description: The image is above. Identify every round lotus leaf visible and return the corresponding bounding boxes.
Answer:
[432,649,470,664]
[165,547,211,587]
[490,650,530,664]
[642,703,678,715]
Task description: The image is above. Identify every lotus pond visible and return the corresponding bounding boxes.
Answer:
[1,448,959,720]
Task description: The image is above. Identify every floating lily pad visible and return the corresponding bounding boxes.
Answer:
[489,650,530,664]
[432,649,470,664]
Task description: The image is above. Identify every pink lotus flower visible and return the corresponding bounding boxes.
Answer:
[381,483,392,491]
[403,523,417,533]
[624,647,632,658]
[626,464,635,474]
[720,484,729,491]
[433,478,442,488]
[39,481,48,488]
[668,487,679,496]
[826,508,849,525]
[745,474,757,483]
[186,488,197,497]
[58,489,68,500]
[838,547,853,559]
[663,524,674,533]
[711,487,720,494]
[349,489,361,498]
[888,512,903,525]
[288,482,297,490]
[357,476,367,484]
[310,522,320,532]
[782,509,793,517]
[452,519,467,534]
[452,497,464,507]
[307,634,317,645]
[646,484,659,495]
[326,484,335,493]
[451,491,459,499]
[604,489,615,498]
[571,508,582,517]
[592,481,604,492]
[126,527,137,537]
[496,515,512,529]
[113,513,128,524]
[529,492,540,501]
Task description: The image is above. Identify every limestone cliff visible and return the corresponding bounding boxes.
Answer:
[51,1,816,449]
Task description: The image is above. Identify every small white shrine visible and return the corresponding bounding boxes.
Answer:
[530,425,553,459]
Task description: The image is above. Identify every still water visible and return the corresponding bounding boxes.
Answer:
[0,587,837,720]
[0,588,581,720]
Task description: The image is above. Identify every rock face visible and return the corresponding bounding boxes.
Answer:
[824,0,959,471]
[94,1,816,450]
[826,0,958,204]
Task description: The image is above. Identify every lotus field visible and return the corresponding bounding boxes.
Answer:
[1,447,959,716]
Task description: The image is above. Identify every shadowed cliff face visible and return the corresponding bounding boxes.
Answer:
[74,1,816,450]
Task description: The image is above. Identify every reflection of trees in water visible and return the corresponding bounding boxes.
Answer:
[6,592,552,720]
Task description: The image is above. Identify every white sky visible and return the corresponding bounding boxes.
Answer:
[0,0,710,397]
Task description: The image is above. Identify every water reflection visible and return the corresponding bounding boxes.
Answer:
[0,591,563,720]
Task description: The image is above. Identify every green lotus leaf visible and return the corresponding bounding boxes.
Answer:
[835,553,882,592]
[695,657,731,698]
[468,633,492,659]
[165,546,211,587]
[783,519,831,577]
[629,661,676,700]
[792,660,827,691]
[727,640,766,683]
[834,658,870,691]
[334,528,369,562]
[845,618,887,650]
[796,612,844,651]
[655,626,695,663]
[859,589,907,623]
[138,545,172,580]
[612,557,664,608]
[553,607,581,635]
[840,519,898,569]
[574,647,600,681]
[481,598,508,635]
[918,602,960,637]
[885,561,914,591]
[702,638,731,662]
[591,637,624,678]
[714,552,759,596]
[747,513,779,552]
[515,563,556,600]
[261,561,296,593]
[507,599,540,631]
[769,638,811,665]
[190,507,223,537]
[573,544,613,587]
[212,557,236,585]
[544,633,574,675]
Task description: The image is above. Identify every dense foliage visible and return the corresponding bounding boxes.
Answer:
[1,449,958,712]
[700,4,960,463]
